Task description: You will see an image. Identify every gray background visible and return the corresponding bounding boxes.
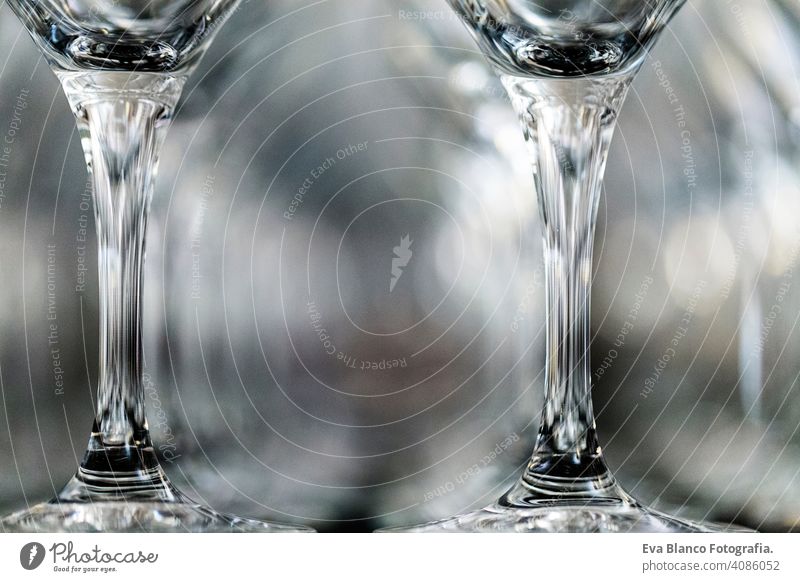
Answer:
[1,0,800,531]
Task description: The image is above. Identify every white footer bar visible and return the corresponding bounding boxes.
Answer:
[1,533,797,581]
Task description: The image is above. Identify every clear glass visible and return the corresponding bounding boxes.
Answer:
[384,0,747,532]
[1,1,312,532]
[7,0,239,72]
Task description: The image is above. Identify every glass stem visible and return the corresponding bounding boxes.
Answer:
[500,73,635,504]
[57,72,185,501]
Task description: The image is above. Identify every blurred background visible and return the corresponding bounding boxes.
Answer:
[1,0,800,532]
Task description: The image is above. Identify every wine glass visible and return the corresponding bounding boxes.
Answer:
[1,1,313,532]
[386,0,743,532]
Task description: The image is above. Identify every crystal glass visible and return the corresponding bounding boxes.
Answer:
[1,0,312,532]
[385,0,746,532]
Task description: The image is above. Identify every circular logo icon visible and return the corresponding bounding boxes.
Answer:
[19,542,45,570]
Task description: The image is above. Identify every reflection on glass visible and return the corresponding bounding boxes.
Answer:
[386,0,746,532]
[1,0,313,532]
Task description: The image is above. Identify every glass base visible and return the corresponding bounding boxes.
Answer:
[381,501,741,533]
[382,461,752,533]
[1,501,314,533]
[1,442,314,532]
